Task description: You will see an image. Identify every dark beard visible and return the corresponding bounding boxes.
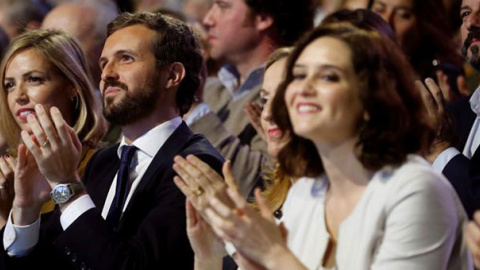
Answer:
[462,30,480,71]
[103,81,159,126]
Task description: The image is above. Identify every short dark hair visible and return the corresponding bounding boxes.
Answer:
[244,0,316,46]
[107,12,203,116]
[271,26,434,177]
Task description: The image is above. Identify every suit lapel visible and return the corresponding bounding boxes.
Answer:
[86,147,121,210]
[121,122,193,214]
[472,145,480,168]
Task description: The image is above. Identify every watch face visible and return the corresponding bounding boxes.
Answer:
[51,185,72,204]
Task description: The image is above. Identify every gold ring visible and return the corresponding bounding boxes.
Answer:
[191,187,203,197]
[41,139,49,148]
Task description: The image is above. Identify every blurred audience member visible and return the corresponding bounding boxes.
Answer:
[41,1,118,87]
[175,47,293,270]
[0,0,50,39]
[186,0,315,198]
[179,48,293,211]
[370,0,466,101]
[183,0,212,23]
[421,0,480,219]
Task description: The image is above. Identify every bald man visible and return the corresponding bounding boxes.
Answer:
[42,2,118,86]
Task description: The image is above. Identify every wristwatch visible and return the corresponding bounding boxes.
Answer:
[50,183,85,204]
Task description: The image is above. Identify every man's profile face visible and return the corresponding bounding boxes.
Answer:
[99,24,163,125]
[461,0,480,70]
[202,0,261,63]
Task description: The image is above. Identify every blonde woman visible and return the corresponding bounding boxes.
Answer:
[0,29,106,226]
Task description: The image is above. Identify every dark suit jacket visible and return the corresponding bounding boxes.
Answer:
[0,122,224,270]
[443,97,480,218]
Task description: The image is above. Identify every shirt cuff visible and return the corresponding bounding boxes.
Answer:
[3,210,40,257]
[60,194,95,230]
[432,147,461,172]
[225,241,237,257]
[185,102,211,126]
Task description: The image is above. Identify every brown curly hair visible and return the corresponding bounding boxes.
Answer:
[271,26,434,178]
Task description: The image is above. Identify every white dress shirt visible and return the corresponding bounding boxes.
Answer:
[3,117,182,257]
[433,87,480,170]
[282,155,472,270]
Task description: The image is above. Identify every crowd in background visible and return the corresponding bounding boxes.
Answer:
[0,0,476,269]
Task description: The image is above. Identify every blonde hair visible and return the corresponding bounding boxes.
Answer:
[0,29,106,150]
[252,47,293,213]
[255,163,292,213]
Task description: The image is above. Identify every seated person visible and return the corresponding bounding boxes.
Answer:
[0,29,106,227]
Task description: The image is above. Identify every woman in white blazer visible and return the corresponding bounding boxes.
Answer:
[175,25,473,270]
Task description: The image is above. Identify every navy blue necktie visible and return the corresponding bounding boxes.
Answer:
[106,145,137,229]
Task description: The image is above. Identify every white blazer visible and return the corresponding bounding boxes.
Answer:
[281,155,473,270]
